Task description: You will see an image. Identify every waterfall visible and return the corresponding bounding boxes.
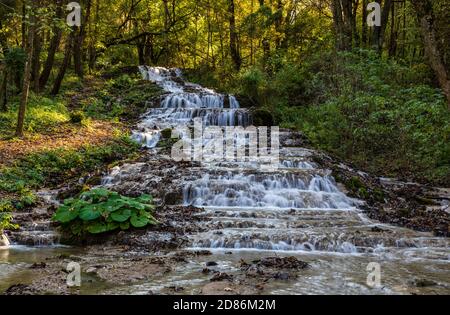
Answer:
[132,66,449,257]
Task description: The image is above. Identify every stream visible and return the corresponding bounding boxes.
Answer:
[0,67,449,295]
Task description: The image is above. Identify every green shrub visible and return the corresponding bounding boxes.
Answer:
[0,200,18,232]
[52,188,158,235]
[108,74,134,90]
[70,111,86,123]
[235,49,450,185]
[238,67,266,104]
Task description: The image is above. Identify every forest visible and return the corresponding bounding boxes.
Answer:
[0,0,449,296]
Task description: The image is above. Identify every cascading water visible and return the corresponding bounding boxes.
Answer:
[134,67,449,262]
[133,66,251,148]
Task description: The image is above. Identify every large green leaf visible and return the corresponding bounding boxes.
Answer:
[79,205,103,221]
[119,222,130,230]
[87,222,119,234]
[86,222,109,234]
[130,215,149,228]
[53,206,79,223]
[81,188,111,202]
[126,200,147,210]
[110,208,133,222]
[136,194,153,204]
[103,200,125,213]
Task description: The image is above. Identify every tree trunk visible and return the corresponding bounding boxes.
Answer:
[411,0,450,108]
[331,0,349,50]
[16,8,36,138]
[31,30,42,92]
[74,0,92,78]
[228,0,241,71]
[372,0,392,53]
[0,68,7,111]
[361,0,368,47]
[39,0,63,90]
[388,3,397,57]
[51,33,74,95]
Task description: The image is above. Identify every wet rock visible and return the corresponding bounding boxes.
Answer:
[240,256,308,281]
[371,226,390,233]
[95,262,166,285]
[3,284,38,295]
[274,272,291,280]
[210,272,233,282]
[194,250,212,256]
[206,261,218,267]
[85,267,98,274]
[168,286,185,292]
[29,262,47,269]
[280,131,309,147]
[164,191,183,205]
[411,279,438,288]
[201,281,257,295]
[258,257,309,269]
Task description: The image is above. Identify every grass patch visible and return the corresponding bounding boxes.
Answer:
[0,94,69,138]
[0,133,140,211]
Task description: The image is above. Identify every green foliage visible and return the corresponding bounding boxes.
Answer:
[79,77,162,121]
[52,188,157,235]
[266,50,450,185]
[108,74,134,90]
[0,134,140,210]
[0,200,19,232]
[0,94,69,136]
[3,47,26,78]
[70,110,86,124]
[237,68,266,104]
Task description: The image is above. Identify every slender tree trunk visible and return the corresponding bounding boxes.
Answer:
[372,0,392,53]
[228,0,241,71]
[0,21,9,110]
[74,0,92,78]
[362,0,368,47]
[411,0,450,108]
[331,0,352,50]
[388,3,397,57]
[0,68,7,111]
[274,0,284,49]
[88,0,100,72]
[16,8,36,138]
[39,0,63,90]
[351,0,360,47]
[51,32,74,95]
[31,31,42,92]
